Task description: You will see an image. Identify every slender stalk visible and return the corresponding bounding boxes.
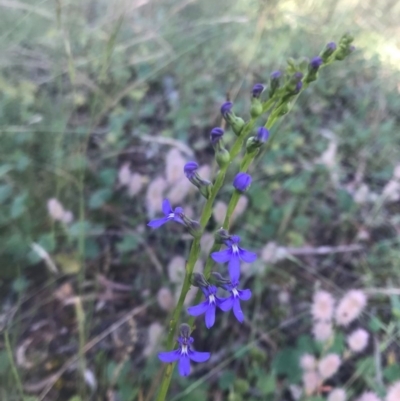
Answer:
[4,330,25,400]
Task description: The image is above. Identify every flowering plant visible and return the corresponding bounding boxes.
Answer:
[147,34,355,401]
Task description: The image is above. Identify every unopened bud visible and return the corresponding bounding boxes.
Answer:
[269,70,282,98]
[214,228,231,243]
[216,148,230,168]
[320,42,337,63]
[179,323,191,339]
[184,161,213,199]
[181,214,202,238]
[210,272,231,288]
[305,56,323,83]
[220,102,245,136]
[191,272,209,288]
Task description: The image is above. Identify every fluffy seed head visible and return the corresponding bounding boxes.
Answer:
[300,354,316,371]
[157,288,175,312]
[328,388,346,401]
[302,371,320,396]
[347,328,369,353]
[357,392,381,401]
[386,381,400,401]
[335,289,367,326]
[128,173,144,197]
[318,354,341,379]
[311,290,335,321]
[166,148,185,184]
[313,321,333,342]
[118,163,131,186]
[47,198,65,221]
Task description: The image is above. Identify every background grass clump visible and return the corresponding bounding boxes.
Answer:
[1,0,400,400]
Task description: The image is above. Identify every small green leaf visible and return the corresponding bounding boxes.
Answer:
[89,188,112,209]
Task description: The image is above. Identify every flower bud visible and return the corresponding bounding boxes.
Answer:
[210,272,231,288]
[304,56,323,83]
[269,70,282,98]
[191,272,209,288]
[214,227,231,243]
[233,172,252,192]
[252,83,265,99]
[210,127,224,146]
[246,126,270,152]
[320,42,337,63]
[220,102,245,136]
[184,161,213,199]
[216,147,230,168]
[179,323,191,339]
[283,72,303,100]
[181,214,202,238]
[250,97,263,118]
[335,33,355,61]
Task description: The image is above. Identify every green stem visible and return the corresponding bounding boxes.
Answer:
[4,330,25,400]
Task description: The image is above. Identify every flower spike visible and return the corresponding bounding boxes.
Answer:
[147,199,184,228]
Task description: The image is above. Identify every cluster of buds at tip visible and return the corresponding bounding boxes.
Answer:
[220,102,245,136]
[246,126,270,152]
[305,56,323,83]
[269,71,282,98]
[335,32,355,61]
[233,172,252,193]
[184,161,212,199]
[210,127,230,168]
[250,84,265,118]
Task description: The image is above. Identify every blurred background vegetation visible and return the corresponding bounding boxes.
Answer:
[0,0,400,400]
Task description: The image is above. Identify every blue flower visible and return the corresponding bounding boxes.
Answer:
[211,235,257,282]
[147,199,184,228]
[158,333,210,376]
[184,161,199,179]
[187,285,223,328]
[220,102,233,117]
[219,280,252,323]
[210,127,224,145]
[270,70,282,80]
[233,172,252,192]
[256,127,270,143]
[309,56,323,70]
[252,83,265,98]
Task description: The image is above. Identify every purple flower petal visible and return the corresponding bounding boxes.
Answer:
[162,199,172,216]
[147,216,170,228]
[219,296,234,312]
[158,349,181,363]
[228,256,240,282]
[188,350,210,363]
[211,249,232,264]
[173,215,185,225]
[187,301,209,317]
[178,355,191,376]
[233,298,244,323]
[239,248,257,263]
[238,289,252,301]
[205,303,216,328]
